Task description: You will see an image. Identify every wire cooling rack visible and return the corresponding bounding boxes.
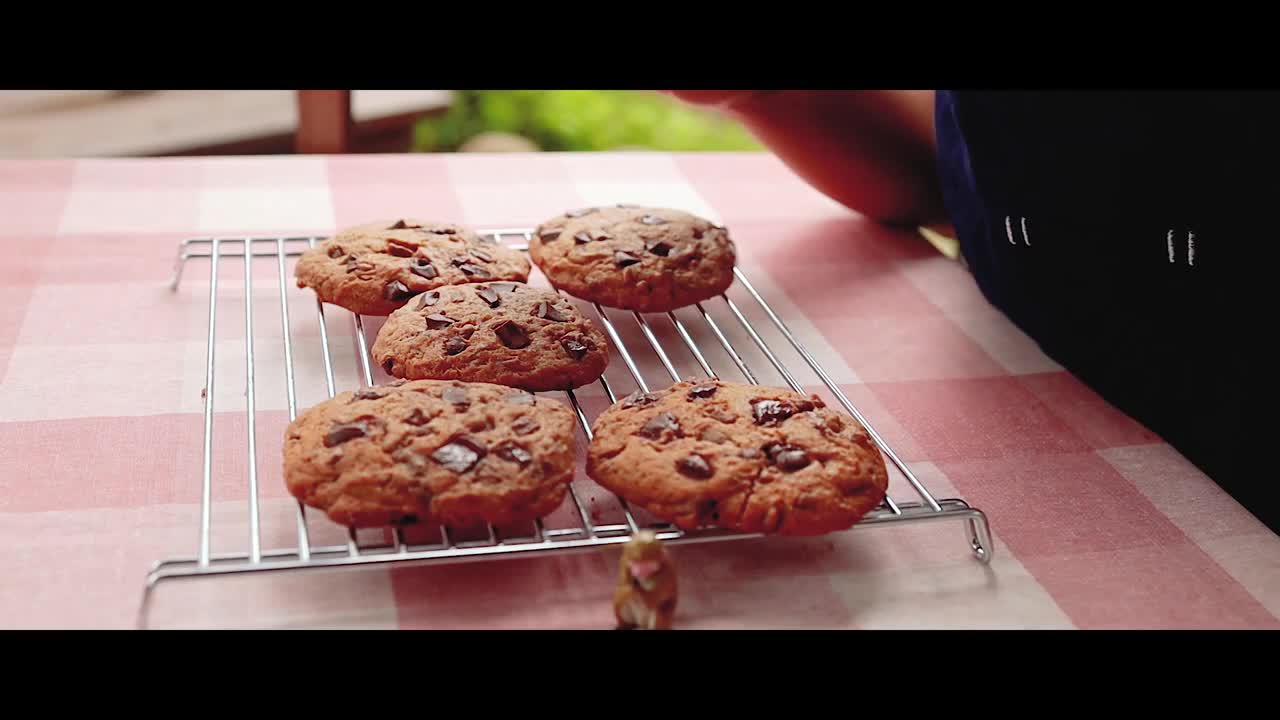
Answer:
[138,229,993,628]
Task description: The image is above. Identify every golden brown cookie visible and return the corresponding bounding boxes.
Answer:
[295,218,531,316]
[283,379,576,528]
[529,206,736,312]
[371,282,609,391]
[586,379,888,536]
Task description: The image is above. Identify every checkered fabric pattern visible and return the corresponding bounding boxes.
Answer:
[2,152,1277,629]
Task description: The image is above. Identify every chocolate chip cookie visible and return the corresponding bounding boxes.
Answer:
[371,282,609,392]
[283,379,577,528]
[295,218,531,316]
[586,379,889,536]
[529,206,736,312]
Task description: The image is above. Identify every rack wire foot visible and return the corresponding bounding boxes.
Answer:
[966,510,994,563]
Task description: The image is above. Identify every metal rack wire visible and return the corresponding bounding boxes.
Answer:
[138,229,993,629]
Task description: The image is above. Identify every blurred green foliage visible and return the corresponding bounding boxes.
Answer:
[412,90,763,153]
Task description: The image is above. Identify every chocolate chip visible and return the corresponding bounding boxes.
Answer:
[457,263,491,278]
[639,214,668,226]
[476,286,501,308]
[751,399,803,426]
[431,227,457,235]
[494,442,532,466]
[614,251,641,268]
[389,219,418,230]
[670,239,696,255]
[506,391,536,406]
[416,291,441,309]
[539,230,562,242]
[444,337,468,355]
[489,282,519,293]
[431,436,486,473]
[776,449,810,472]
[676,454,713,479]
[561,337,588,360]
[566,208,596,218]
[327,245,344,258]
[687,382,718,399]
[573,231,593,245]
[622,392,661,409]
[425,314,456,330]
[410,260,438,280]
[404,408,430,426]
[692,228,704,239]
[637,412,682,441]
[387,244,414,258]
[443,387,469,406]
[698,427,729,444]
[382,358,395,374]
[352,388,383,401]
[616,203,642,208]
[511,416,540,435]
[764,443,811,472]
[494,320,530,349]
[324,423,367,447]
[645,240,672,257]
[383,281,415,302]
[469,248,493,263]
[534,301,569,322]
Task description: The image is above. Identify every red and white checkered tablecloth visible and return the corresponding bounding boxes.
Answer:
[2,151,1277,630]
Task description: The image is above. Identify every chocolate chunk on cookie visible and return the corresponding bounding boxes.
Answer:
[529,206,736,312]
[295,219,531,316]
[283,379,577,528]
[585,379,888,536]
[371,282,609,392]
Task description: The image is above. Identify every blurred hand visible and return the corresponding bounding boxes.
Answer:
[661,90,943,225]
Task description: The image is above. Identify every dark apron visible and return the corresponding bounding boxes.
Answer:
[935,90,1278,533]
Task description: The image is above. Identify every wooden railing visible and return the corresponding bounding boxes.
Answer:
[295,90,353,154]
